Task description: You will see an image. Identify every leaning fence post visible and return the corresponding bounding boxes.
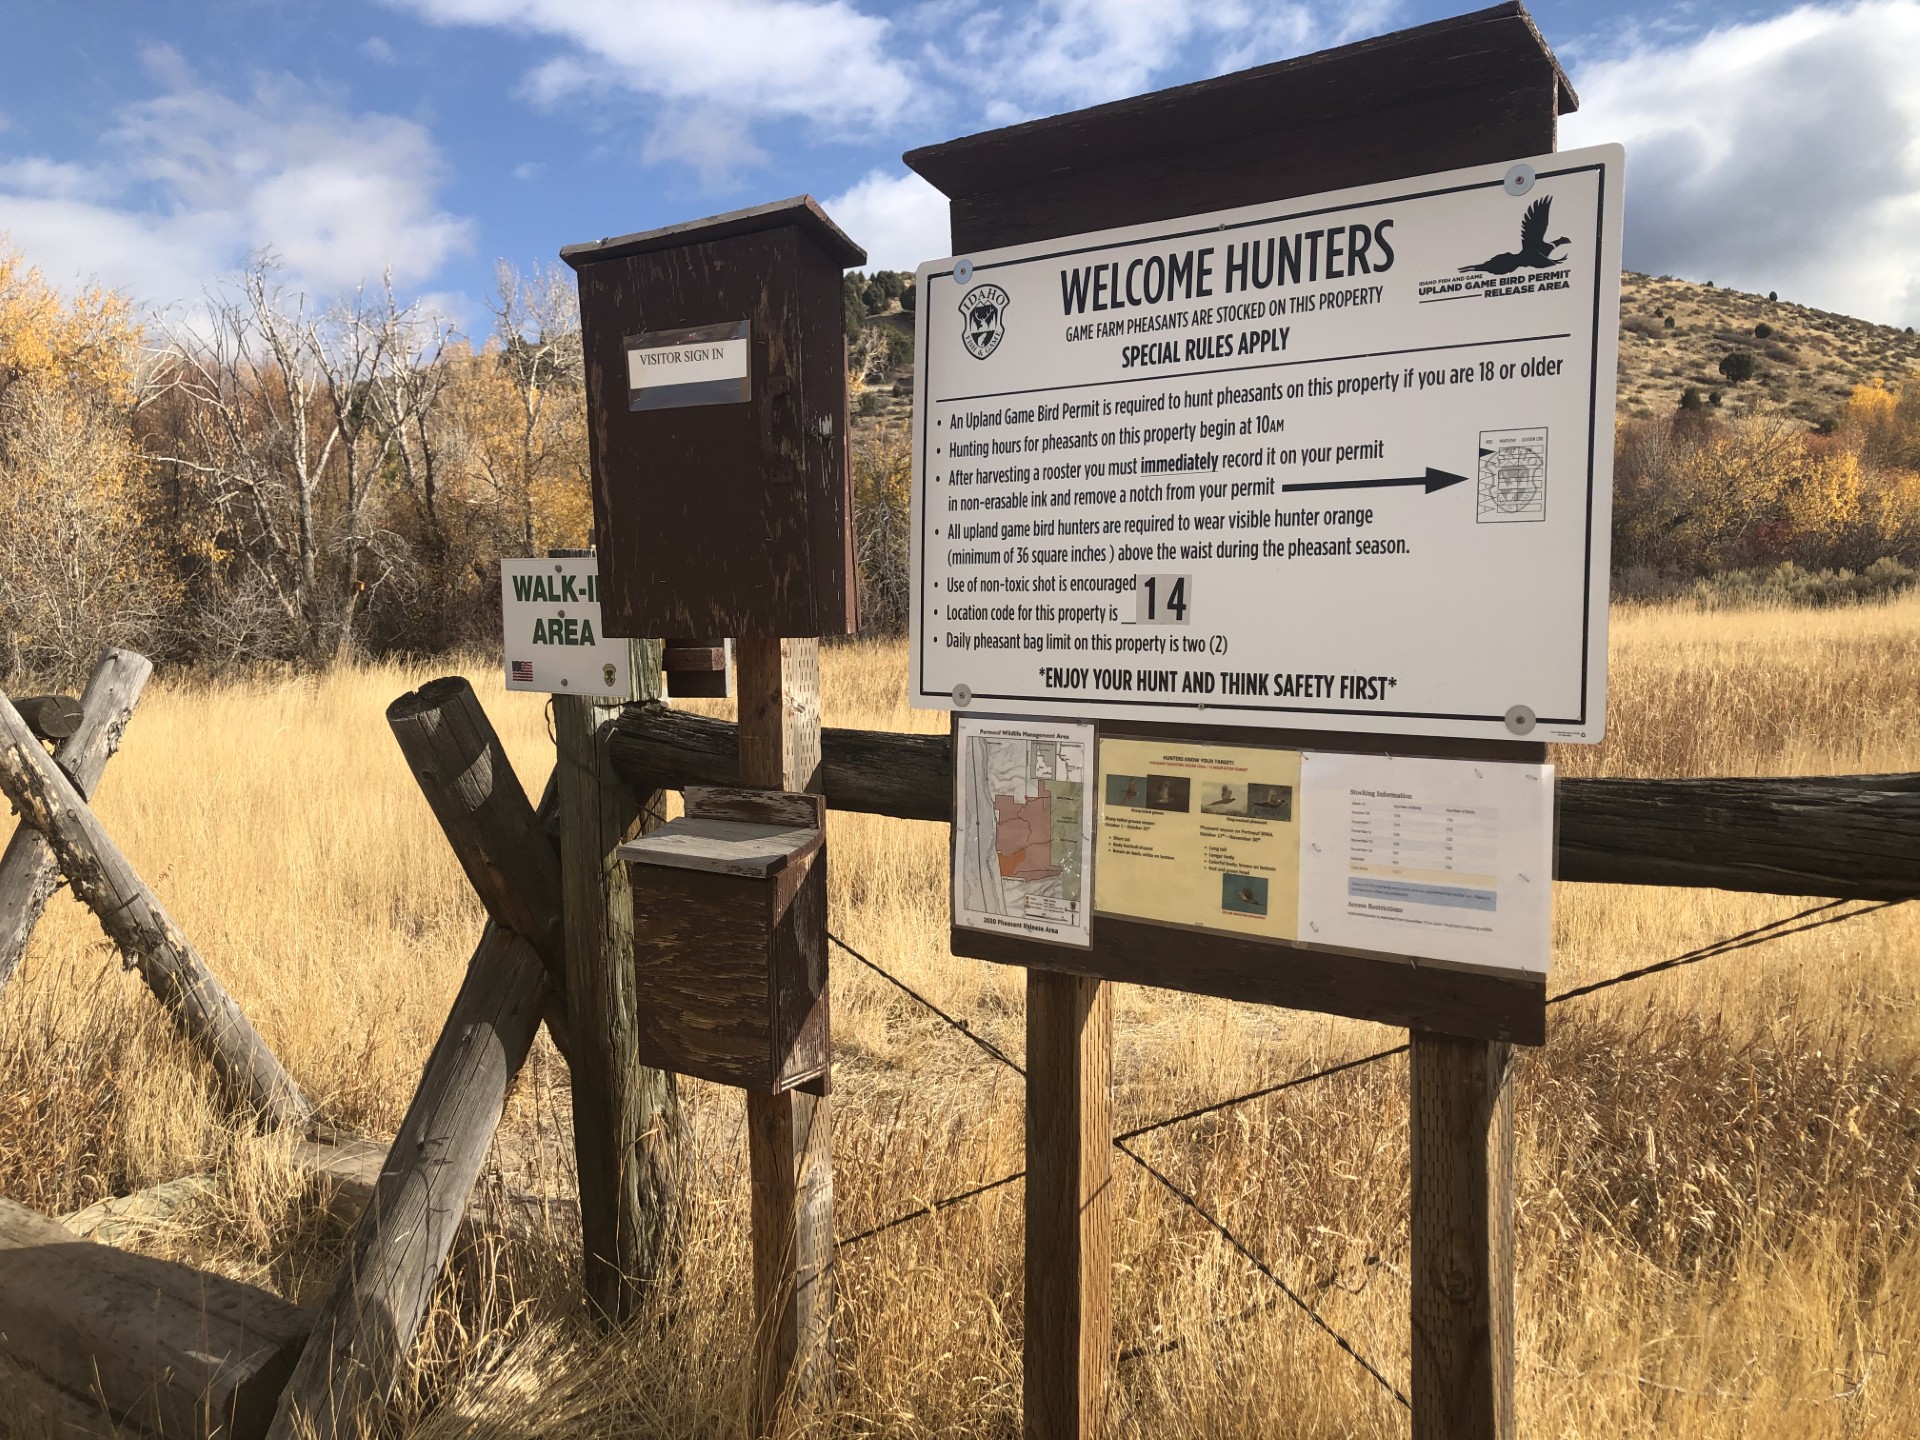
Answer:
[0,688,312,1130]
[736,635,837,1434]
[1410,1031,1516,1440]
[556,637,686,1324]
[0,649,152,992]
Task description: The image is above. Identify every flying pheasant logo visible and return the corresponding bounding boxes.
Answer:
[1459,196,1571,275]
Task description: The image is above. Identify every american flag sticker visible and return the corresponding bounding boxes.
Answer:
[510,660,534,684]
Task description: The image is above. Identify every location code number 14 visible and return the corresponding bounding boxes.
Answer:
[1137,574,1192,625]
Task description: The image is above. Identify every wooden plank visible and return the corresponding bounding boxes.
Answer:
[386,675,572,1059]
[15,695,84,742]
[266,922,549,1439]
[684,785,825,830]
[1024,971,1112,1440]
[736,636,836,1435]
[619,817,818,878]
[603,706,1920,900]
[1410,1032,1515,1440]
[0,1198,310,1440]
[0,690,312,1131]
[961,920,1544,1046]
[556,660,686,1327]
[0,649,152,994]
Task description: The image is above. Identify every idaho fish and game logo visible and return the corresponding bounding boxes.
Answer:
[958,283,1010,359]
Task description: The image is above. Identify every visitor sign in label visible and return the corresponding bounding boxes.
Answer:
[909,144,1624,743]
[501,556,634,698]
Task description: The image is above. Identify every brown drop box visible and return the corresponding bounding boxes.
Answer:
[621,786,829,1094]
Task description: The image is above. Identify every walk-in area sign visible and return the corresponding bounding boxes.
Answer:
[910,144,1624,743]
[501,555,634,698]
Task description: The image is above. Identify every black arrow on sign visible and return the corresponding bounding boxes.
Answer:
[1280,467,1470,495]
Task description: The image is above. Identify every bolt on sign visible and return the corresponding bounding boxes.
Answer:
[500,556,634,698]
[910,145,1625,745]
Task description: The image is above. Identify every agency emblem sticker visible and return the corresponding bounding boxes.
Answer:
[958,283,1009,360]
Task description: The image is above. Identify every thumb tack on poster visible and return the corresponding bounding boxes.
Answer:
[952,259,974,284]
[952,683,972,707]
[1505,704,1537,735]
[1505,161,1536,195]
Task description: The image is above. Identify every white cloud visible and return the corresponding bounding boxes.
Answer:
[824,168,951,271]
[640,106,768,188]
[388,0,915,131]
[1563,1,1920,326]
[0,49,472,312]
[362,36,399,64]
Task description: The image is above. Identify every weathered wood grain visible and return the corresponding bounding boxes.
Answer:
[685,784,825,830]
[557,662,686,1328]
[606,705,1920,900]
[622,817,820,878]
[272,682,581,1437]
[387,674,572,1059]
[1025,972,1112,1440]
[0,689,312,1130]
[15,694,83,742]
[736,636,836,1436]
[563,201,862,640]
[0,650,152,993]
[0,1198,311,1440]
[1410,1034,1515,1440]
[266,921,550,1440]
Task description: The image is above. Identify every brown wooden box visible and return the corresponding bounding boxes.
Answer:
[621,787,829,1093]
[561,197,866,640]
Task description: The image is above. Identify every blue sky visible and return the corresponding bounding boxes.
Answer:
[4,1,1918,332]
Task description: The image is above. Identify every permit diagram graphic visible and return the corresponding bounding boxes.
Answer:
[1477,426,1548,522]
[954,717,1095,947]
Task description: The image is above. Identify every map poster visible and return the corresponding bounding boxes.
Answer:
[953,715,1096,948]
[1296,751,1552,973]
[1093,737,1303,942]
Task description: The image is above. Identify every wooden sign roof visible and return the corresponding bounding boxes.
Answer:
[561,195,867,271]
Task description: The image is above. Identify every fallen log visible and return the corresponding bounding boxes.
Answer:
[0,691,313,1129]
[606,703,1920,901]
[0,1198,311,1440]
[0,650,152,992]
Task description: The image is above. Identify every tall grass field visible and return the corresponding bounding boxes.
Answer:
[5,599,1920,1438]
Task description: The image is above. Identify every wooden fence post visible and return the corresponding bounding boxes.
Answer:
[1410,1031,1515,1440]
[735,635,836,1434]
[271,678,571,1439]
[1025,970,1112,1440]
[0,690,312,1131]
[557,638,686,1324]
[0,649,152,992]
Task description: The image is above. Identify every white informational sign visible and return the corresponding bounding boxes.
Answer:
[911,144,1625,743]
[1296,752,1552,973]
[625,320,750,410]
[500,556,633,698]
[953,715,1096,947]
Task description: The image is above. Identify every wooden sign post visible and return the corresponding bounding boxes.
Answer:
[906,7,1583,1437]
[564,198,863,1432]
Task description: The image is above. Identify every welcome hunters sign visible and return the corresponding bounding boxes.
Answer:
[909,144,1625,744]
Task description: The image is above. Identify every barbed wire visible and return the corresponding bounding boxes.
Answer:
[827,893,1906,1404]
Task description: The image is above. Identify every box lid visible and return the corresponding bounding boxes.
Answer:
[620,816,820,879]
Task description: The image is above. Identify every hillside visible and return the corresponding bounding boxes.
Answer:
[1617,272,1920,424]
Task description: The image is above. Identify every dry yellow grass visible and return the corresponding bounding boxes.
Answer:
[5,600,1920,1438]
